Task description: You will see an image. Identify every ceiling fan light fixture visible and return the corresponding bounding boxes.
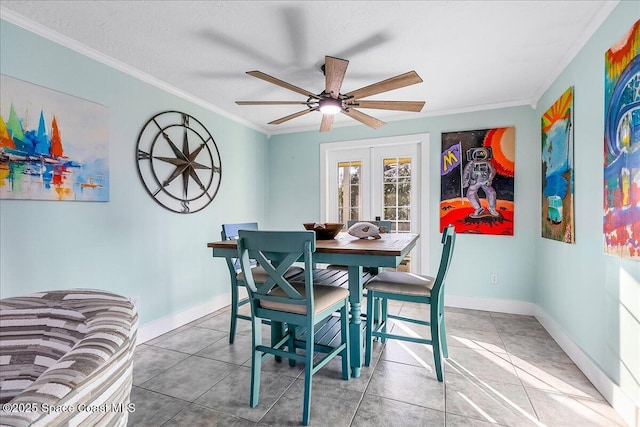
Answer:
[319,97,342,115]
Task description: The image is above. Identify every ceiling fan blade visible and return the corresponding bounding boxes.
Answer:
[342,108,386,129]
[236,101,311,105]
[345,71,423,99]
[320,114,334,132]
[247,71,318,98]
[334,31,391,60]
[347,100,425,112]
[325,56,349,98]
[268,109,312,125]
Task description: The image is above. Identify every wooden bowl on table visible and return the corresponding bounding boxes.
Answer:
[303,223,344,240]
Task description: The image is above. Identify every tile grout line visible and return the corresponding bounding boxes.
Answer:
[490,312,544,426]
[348,332,386,426]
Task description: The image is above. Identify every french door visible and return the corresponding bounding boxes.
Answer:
[320,134,429,273]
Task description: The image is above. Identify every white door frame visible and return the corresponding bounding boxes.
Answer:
[320,133,430,274]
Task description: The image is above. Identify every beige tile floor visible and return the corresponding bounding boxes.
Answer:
[127,303,627,426]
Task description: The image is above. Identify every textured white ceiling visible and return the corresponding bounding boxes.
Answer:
[1,1,618,134]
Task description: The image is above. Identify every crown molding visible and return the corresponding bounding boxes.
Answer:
[528,0,620,108]
[0,7,267,135]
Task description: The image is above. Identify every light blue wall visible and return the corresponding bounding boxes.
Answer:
[267,0,639,408]
[535,1,639,405]
[268,104,538,304]
[0,20,270,325]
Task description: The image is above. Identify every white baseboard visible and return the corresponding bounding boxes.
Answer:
[445,294,537,315]
[445,295,638,427]
[136,293,229,344]
[535,307,639,427]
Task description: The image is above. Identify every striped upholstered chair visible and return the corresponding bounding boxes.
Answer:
[0,289,138,426]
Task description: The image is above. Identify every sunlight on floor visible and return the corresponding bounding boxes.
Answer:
[387,319,434,372]
[448,358,545,427]
[381,312,627,427]
[547,390,623,425]
[395,340,433,371]
[508,353,594,398]
[457,392,497,423]
[450,334,505,353]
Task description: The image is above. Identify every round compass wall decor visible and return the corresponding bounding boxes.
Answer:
[136,111,222,214]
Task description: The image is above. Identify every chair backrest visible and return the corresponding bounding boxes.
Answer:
[222,222,259,273]
[346,220,392,233]
[222,222,259,241]
[431,225,456,300]
[237,230,316,316]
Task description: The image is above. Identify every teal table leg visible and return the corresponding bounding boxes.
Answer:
[348,265,364,378]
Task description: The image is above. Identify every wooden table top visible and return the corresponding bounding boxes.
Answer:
[207,232,419,256]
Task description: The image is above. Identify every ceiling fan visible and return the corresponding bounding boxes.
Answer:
[236,56,425,132]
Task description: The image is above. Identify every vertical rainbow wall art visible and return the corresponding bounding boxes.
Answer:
[603,20,640,260]
[542,87,575,243]
[0,75,109,201]
[440,127,515,236]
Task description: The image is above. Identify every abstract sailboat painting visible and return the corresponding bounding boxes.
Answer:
[0,74,109,201]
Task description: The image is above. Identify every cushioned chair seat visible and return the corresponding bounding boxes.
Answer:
[365,271,435,296]
[262,284,349,315]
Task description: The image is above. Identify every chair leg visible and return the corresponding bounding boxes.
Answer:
[302,323,315,426]
[431,311,444,382]
[272,321,285,363]
[371,294,380,339]
[380,297,388,344]
[432,332,444,381]
[250,316,262,406]
[229,284,240,344]
[440,313,449,359]
[365,292,374,367]
[288,324,296,368]
[341,302,350,379]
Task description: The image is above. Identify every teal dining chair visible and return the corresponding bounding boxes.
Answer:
[221,223,303,344]
[237,230,350,426]
[364,225,456,382]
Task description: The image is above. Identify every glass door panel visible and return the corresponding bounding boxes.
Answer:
[337,161,362,227]
[373,146,418,272]
[326,142,420,272]
[382,157,412,233]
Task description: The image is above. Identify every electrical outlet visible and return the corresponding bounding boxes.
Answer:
[131,295,140,308]
[490,274,498,284]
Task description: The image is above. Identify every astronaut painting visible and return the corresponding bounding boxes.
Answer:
[440,127,515,235]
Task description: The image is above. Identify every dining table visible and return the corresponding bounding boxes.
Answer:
[207,231,420,378]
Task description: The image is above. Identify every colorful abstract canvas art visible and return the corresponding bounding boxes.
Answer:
[0,74,109,201]
[603,20,640,260]
[440,127,515,235]
[542,87,574,243]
